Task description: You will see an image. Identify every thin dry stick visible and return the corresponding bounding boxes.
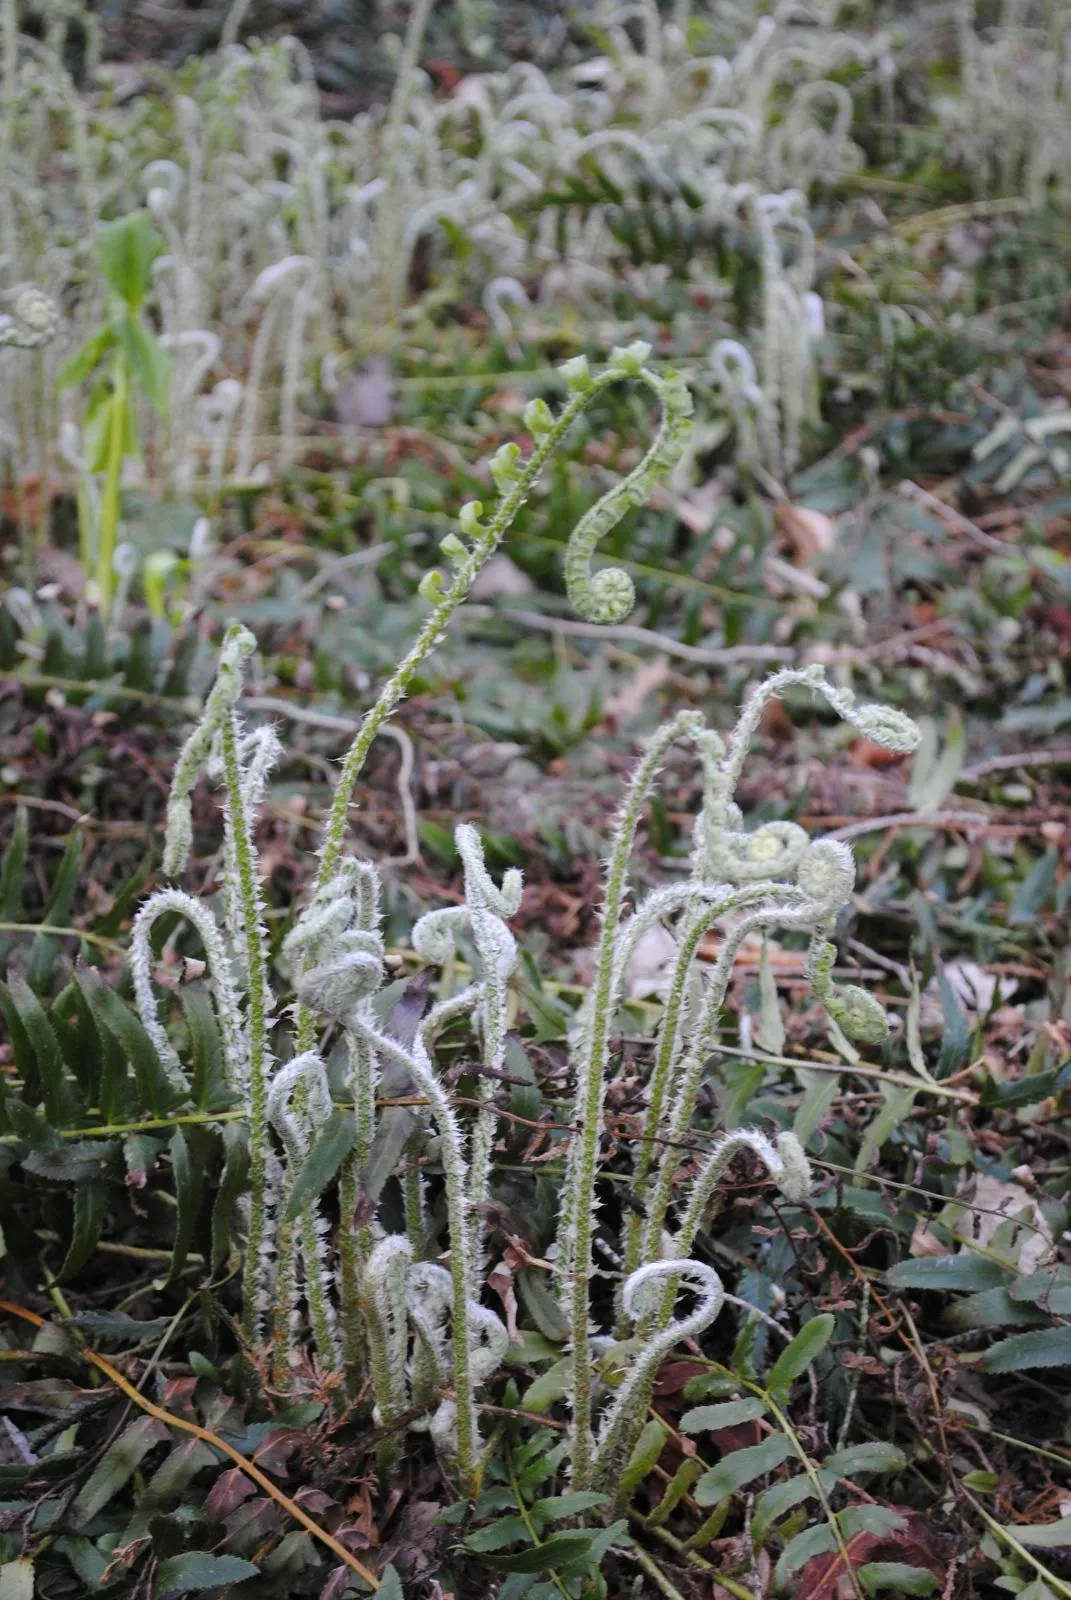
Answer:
[961,745,1071,780]
[829,809,988,843]
[463,605,793,667]
[0,1300,381,1591]
[898,479,1024,559]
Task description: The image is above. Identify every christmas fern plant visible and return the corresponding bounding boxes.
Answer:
[3,343,920,1537]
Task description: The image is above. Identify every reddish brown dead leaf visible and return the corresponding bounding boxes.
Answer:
[776,501,838,559]
[849,736,907,769]
[795,1509,948,1600]
[652,1360,708,1399]
[252,1428,301,1474]
[487,1258,520,1343]
[319,1566,351,1600]
[204,1465,256,1522]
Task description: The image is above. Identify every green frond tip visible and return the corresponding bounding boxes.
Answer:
[808,936,890,1044]
[563,359,694,625]
[853,703,922,755]
[826,984,890,1045]
[163,622,257,877]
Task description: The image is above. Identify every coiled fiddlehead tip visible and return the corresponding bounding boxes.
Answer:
[562,351,692,626]
[796,837,856,907]
[0,288,59,349]
[853,702,921,755]
[827,984,890,1045]
[807,936,889,1044]
[581,565,636,625]
[705,819,808,883]
[773,1131,813,1203]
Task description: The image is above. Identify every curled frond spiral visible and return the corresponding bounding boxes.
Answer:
[673,1129,812,1267]
[563,342,694,624]
[703,818,809,884]
[591,1260,724,1488]
[807,935,889,1044]
[284,858,385,1021]
[130,888,246,1095]
[0,288,60,349]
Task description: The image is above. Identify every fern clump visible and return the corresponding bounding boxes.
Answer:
[121,349,919,1510]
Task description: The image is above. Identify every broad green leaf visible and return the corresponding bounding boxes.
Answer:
[980,1327,1071,1372]
[1,976,77,1125]
[463,1517,531,1553]
[0,804,29,962]
[935,963,971,1077]
[962,1470,1001,1492]
[946,1288,1045,1331]
[52,1537,109,1590]
[620,1418,669,1496]
[78,976,181,1116]
[531,1493,610,1525]
[123,1439,219,1539]
[152,1552,259,1599]
[840,1505,906,1538]
[67,1311,171,1342]
[980,1065,1062,1110]
[182,985,234,1112]
[284,1109,355,1222]
[117,312,170,411]
[823,1441,907,1478]
[166,1128,203,1286]
[767,1314,835,1401]
[23,1138,119,1183]
[793,1070,839,1149]
[682,1372,739,1402]
[774,1523,837,1587]
[753,1471,835,1541]
[856,1086,916,1174]
[27,826,83,992]
[470,1490,518,1519]
[476,1533,599,1573]
[1002,1521,1071,1549]
[52,980,103,1100]
[211,1124,250,1273]
[695,1433,794,1506]
[859,1562,938,1595]
[57,324,117,388]
[517,1268,569,1342]
[377,1568,404,1600]
[680,1397,768,1434]
[97,212,164,310]
[57,1182,106,1283]
[521,1358,569,1414]
[1010,1267,1071,1310]
[646,1459,703,1528]
[563,1519,627,1576]
[909,711,963,812]
[72,1416,168,1526]
[886,1255,1009,1292]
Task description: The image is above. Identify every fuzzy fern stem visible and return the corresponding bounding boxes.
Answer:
[218,709,273,1338]
[558,707,704,1489]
